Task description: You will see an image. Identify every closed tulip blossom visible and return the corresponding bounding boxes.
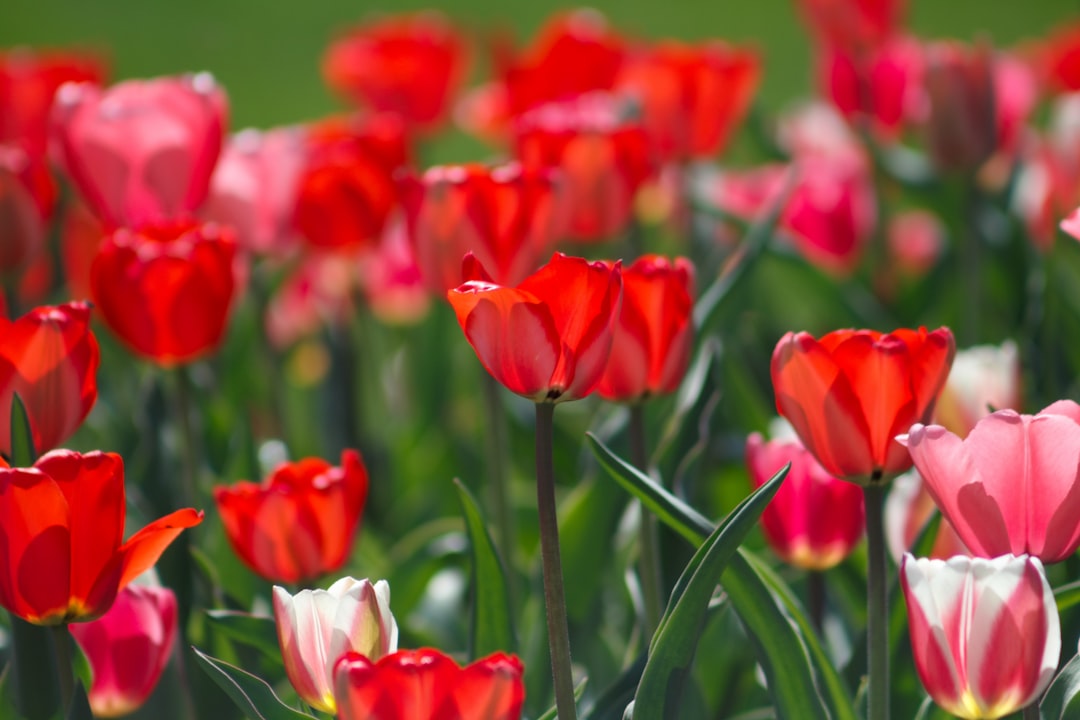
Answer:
[52,73,227,228]
[595,255,694,402]
[69,584,177,718]
[0,145,50,273]
[213,450,369,583]
[448,252,622,403]
[0,450,202,625]
[334,648,525,720]
[746,431,865,570]
[273,577,397,714]
[0,302,99,458]
[900,400,1080,563]
[901,554,1059,719]
[771,326,955,483]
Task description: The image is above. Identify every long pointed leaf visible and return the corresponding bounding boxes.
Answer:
[453,479,517,658]
[192,647,316,720]
[9,392,36,466]
[205,610,282,663]
[1042,652,1080,720]
[65,682,94,720]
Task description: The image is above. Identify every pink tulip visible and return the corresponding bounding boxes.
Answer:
[1063,207,1080,241]
[901,553,1059,719]
[746,431,865,570]
[69,585,177,718]
[273,577,398,714]
[900,400,1080,563]
[52,73,227,228]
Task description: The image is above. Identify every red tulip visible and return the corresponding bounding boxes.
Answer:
[0,450,202,625]
[293,114,409,251]
[90,220,237,366]
[52,73,227,228]
[515,94,655,242]
[334,649,524,720]
[59,200,106,302]
[771,327,955,483]
[213,450,369,583]
[616,41,760,162]
[0,145,48,274]
[1032,20,1080,94]
[595,255,694,402]
[797,0,905,53]
[0,302,99,458]
[746,431,865,570]
[69,584,177,718]
[323,12,468,134]
[922,41,998,174]
[448,252,622,403]
[355,218,430,326]
[400,163,563,294]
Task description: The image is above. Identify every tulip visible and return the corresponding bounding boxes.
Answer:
[1033,19,1080,94]
[264,251,360,349]
[447,252,622,403]
[273,577,397,714]
[59,200,106,302]
[746,432,865,570]
[334,648,525,720]
[796,0,905,52]
[1063,206,1080,241]
[933,340,1021,437]
[213,450,369,583]
[0,450,202,625]
[356,218,430,326]
[884,469,969,562]
[772,327,955,484]
[90,219,237,366]
[886,209,944,278]
[514,94,654,242]
[922,41,998,174]
[52,73,227,228]
[0,302,99,458]
[595,255,694,402]
[400,163,563,294]
[0,146,48,275]
[900,400,1080,563]
[69,584,177,718]
[901,553,1059,719]
[323,12,468,134]
[1017,96,1080,249]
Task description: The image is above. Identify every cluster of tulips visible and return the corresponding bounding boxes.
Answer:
[5,0,1080,718]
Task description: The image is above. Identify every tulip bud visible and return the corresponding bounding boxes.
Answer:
[273,577,398,714]
[922,41,997,174]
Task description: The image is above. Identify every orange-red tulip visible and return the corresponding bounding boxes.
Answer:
[0,450,202,625]
[771,327,955,483]
[213,450,369,583]
[0,302,99,458]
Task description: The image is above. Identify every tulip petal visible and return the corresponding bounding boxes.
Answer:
[117,509,203,589]
[1026,412,1080,561]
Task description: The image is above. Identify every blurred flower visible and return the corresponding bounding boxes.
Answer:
[204,126,306,257]
[934,340,1021,437]
[921,41,997,174]
[1015,93,1080,249]
[264,250,359,349]
[0,47,104,158]
[515,94,654,242]
[213,450,369,583]
[901,400,1080,563]
[1063,206,1080,240]
[797,0,905,52]
[884,469,969,562]
[69,584,177,718]
[746,431,864,570]
[334,648,525,720]
[615,40,760,162]
[59,199,106,301]
[901,553,1059,720]
[595,255,694,402]
[771,327,955,483]
[90,220,238,366]
[1030,19,1080,94]
[886,209,944,278]
[448,252,622,403]
[273,577,397,714]
[0,302,99,457]
[323,12,468,134]
[293,114,409,251]
[356,217,430,325]
[400,162,563,294]
[0,450,202,625]
[52,73,227,228]
[0,145,48,274]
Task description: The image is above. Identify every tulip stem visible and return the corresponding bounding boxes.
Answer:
[864,483,889,720]
[481,371,516,606]
[173,366,200,508]
[50,624,73,713]
[1023,703,1041,720]
[534,402,577,720]
[630,404,663,640]
[808,570,825,635]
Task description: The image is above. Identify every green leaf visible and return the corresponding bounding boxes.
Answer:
[9,614,59,720]
[192,646,317,720]
[453,479,516,658]
[632,462,788,719]
[582,654,646,720]
[535,677,589,720]
[557,474,627,622]
[1042,652,1080,720]
[65,681,94,720]
[205,610,283,664]
[1055,579,1080,614]
[9,392,36,466]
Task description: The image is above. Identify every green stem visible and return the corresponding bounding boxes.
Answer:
[481,371,516,606]
[1022,703,1041,720]
[629,404,663,639]
[807,570,826,636]
[50,624,73,713]
[534,403,577,720]
[172,366,199,508]
[864,483,889,720]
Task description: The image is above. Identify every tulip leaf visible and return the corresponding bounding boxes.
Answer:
[453,479,517,658]
[191,646,317,720]
[535,677,588,720]
[65,681,94,720]
[1054,579,1080,614]
[1041,652,1080,720]
[9,392,36,466]
[581,653,646,720]
[631,462,788,719]
[205,610,283,665]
